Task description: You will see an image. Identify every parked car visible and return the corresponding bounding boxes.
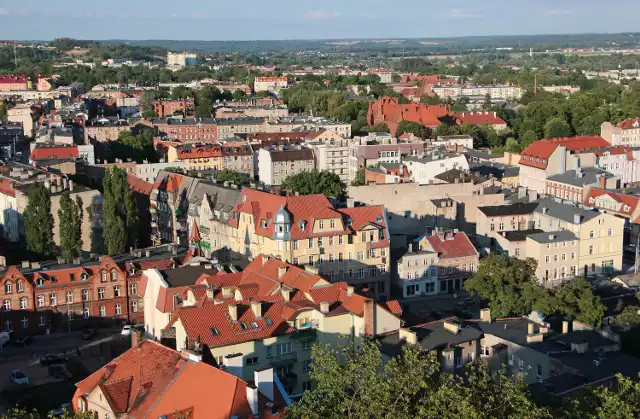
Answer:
[10,370,29,385]
[48,365,69,380]
[40,354,69,366]
[48,402,72,417]
[81,328,97,340]
[121,325,132,336]
[0,331,10,346]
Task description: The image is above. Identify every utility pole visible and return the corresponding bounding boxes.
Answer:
[635,234,639,274]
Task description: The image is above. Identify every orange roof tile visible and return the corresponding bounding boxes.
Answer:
[425,232,478,259]
[30,146,79,161]
[519,136,610,169]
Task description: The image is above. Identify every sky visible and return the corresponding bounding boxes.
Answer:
[1,0,640,41]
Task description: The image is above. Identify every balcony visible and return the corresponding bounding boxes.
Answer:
[291,327,317,340]
[270,351,297,365]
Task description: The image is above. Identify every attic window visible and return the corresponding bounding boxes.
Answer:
[299,220,306,231]
[36,278,44,286]
[264,317,273,326]
[69,274,76,282]
[241,195,247,204]
[251,322,259,329]
[50,276,56,283]
[81,272,88,281]
[240,322,247,330]
[210,327,219,336]
[376,215,383,223]
[261,220,268,228]
[346,218,352,227]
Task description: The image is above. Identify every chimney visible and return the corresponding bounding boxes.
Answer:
[281,288,291,302]
[443,320,461,335]
[145,249,150,258]
[573,214,582,224]
[347,286,354,297]
[549,234,555,241]
[221,286,234,298]
[69,180,74,191]
[480,308,492,323]
[0,256,5,267]
[278,265,287,279]
[364,299,375,336]
[246,384,259,416]
[542,206,548,214]
[320,301,330,314]
[599,174,606,189]
[399,328,417,345]
[528,323,535,335]
[228,304,238,321]
[251,301,262,318]
[262,255,270,267]
[255,367,274,402]
[408,243,413,253]
[571,341,589,354]
[562,321,570,334]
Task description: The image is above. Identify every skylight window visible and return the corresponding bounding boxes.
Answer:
[240,322,247,330]
[264,317,273,326]
[210,327,219,336]
[251,322,259,329]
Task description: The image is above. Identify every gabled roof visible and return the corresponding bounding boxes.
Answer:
[455,111,506,126]
[423,232,478,259]
[583,187,640,219]
[30,146,79,161]
[519,136,610,169]
[617,118,640,130]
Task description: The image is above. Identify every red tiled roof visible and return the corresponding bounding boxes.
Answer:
[617,118,640,130]
[455,112,507,126]
[30,146,79,161]
[127,175,153,195]
[101,377,133,414]
[382,300,403,315]
[519,136,610,169]
[367,96,453,135]
[0,74,28,84]
[425,232,478,259]
[176,144,222,160]
[583,187,640,218]
[0,178,16,197]
[154,172,183,192]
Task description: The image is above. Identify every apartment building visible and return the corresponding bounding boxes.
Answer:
[545,167,617,203]
[0,74,30,91]
[364,163,411,185]
[149,117,217,143]
[430,84,523,100]
[518,136,611,194]
[160,255,402,395]
[349,141,425,181]
[258,148,315,186]
[167,143,223,171]
[254,76,290,93]
[601,119,640,147]
[312,138,350,183]
[454,112,508,132]
[493,229,542,259]
[476,203,539,248]
[151,171,199,245]
[431,135,474,149]
[526,230,580,282]
[404,152,470,184]
[534,198,624,277]
[166,52,197,69]
[221,144,255,178]
[216,117,267,140]
[220,189,392,299]
[7,105,35,137]
[152,98,195,117]
[84,119,130,143]
[135,161,188,183]
[367,96,454,135]
[396,229,478,298]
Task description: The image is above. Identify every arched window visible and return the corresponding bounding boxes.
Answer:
[101,271,107,282]
[4,281,12,294]
[111,269,117,281]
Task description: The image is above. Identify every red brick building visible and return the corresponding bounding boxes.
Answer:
[367,96,455,135]
[152,99,195,118]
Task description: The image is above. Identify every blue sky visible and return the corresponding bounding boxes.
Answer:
[1,0,639,40]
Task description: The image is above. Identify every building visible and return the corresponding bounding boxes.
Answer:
[431,135,474,149]
[73,339,288,418]
[7,105,35,137]
[161,255,402,394]
[430,84,523,101]
[518,136,611,194]
[364,163,411,185]
[349,141,426,182]
[493,229,543,259]
[526,230,580,282]
[149,117,217,143]
[254,77,290,93]
[150,171,199,245]
[534,198,624,277]
[152,99,195,117]
[167,144,223,171]
[0,121,23,157]
[167,52,197,69]
[135,161,188,183]
[601,119,640,147]
[545,167,617,203]
[216,189,392,299]
[0,74,30,91]
[221,144,255,178]
[84,119,130,143]
[541,85,581,95]
[29,145,79,166]
[312,138,350,183]
[367,96,455,136]
[258,148,315,186]
[404,152,470,185]
[396,229,478,298]
[476,203,539,248]
[216,117,267,140]
[454,112,508,132]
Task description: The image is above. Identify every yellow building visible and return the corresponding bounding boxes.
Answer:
[167,143,223,171]
[214,188,392,300]
[167,255,402,395]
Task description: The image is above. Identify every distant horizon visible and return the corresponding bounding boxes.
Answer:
[2,0,640,41]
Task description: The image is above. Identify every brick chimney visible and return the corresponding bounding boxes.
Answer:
[364,299,375,336]
[278,265,287,279]
[228,304,238,321]
[251,301,262,318]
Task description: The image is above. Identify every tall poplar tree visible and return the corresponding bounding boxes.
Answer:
[58,192,83,260]
[24,183,55,257]
[103,166,139,254]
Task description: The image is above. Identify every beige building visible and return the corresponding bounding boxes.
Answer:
[258,148,315,186]
[475,202,539,248]
[84,119,130,143]
[526,230,580,283]
[7,105,35,137]
[311,138,350,183]
[219,188,392,299]
[601,119,640,147]
[221,144,254,178]
[167,143,223,171]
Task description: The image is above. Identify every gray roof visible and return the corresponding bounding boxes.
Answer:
[404,152,461,164]
[188,180,241,219]
[161,265,217,287]
[535,198,600,225]
[527,230,578,244]
[500,229,543,242]
[547,167,614,187]
[479,202,539,217]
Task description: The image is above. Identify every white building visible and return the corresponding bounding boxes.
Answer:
[432,135,474,149]
[136,161,187,183]
[166,52,197,70]
[431,84,523,101]
[601,119,640,147]
[254,77,289,93]
[404,152,470,185]
[311,138,350,183]
[258,148,315,186]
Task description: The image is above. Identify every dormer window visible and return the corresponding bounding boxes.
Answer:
[36,278,44,286]
[261,220,268,228]
[81,272,89,281]
[300,220,307,231]
[376,215,383,223]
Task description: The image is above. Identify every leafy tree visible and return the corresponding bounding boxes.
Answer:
[544,117,573,138]
[434,123,458,137]
[364,122,390,133]
[553,277,606,326]
[232,89,247,100]
[575,373,640,419]
[420,94,442,105]
[0,103,7,121]
[58,192,83,260]
[111,128,157,163]
[396,120,430,139]
[521,130,538,148]
[170,85,195,100]
[351,168,366,186]
[0,407,96,419]
[103,166,139,254]
[504,138,523,153]
[391,73,402,83]
[616,306,640,327]
[281,170,346,199]
[24,183,55,258]
[215,169,253,187]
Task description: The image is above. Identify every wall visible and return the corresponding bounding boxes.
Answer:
[481,333,550,384]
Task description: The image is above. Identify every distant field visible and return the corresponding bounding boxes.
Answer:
[65,48,90,56]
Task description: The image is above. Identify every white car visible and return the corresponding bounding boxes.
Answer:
[10,369,29,385]
[121,325,132,336]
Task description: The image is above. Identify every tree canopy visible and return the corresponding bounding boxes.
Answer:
[281,170,347,199]
[103,166,139,254]
[58,192,83,260]
[24,183,55,258]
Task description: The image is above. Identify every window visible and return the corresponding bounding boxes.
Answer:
[319,220,324,229]
[99,306,106,317]
[589,245,594,255]
[339,235,343,245]
[83,308,90,319]
[309,256,314,266]
[101,271,107,282]
[317,237,323,248]
[114,286,120,297]
[509,354,514,366]
[276,342,292,355]
[4,282,11,294]
[68,311,74,321]
[130,283,137,296]
[407,284,419,296]
[537,364,543,378]
[131,301,138,312]
[481,345,490,357]
[301,339,313,351]
[66,291,73,303]
[292,240,299,250]
[82,289,89,302]
[2,300,10,311]
[329,253,335,263]
[21,317,28,329]
[302,359,312,371]
[308,238,313,249]
[70,273,75,282]
[19,298,27,310]
[499,222,504,230]
[589,230,595,239]
[49,294,57,306]
[115,304,122,315]
[545,256,550,263]
[111,269,117,281]
[608,228,612,236]
[246,357,259,366]
[4,320,11,331]
[519,360,525,371]
[330,219,335,228]
[514,248,520,256]
[357,268,365,279]
[490,224,495,232]
[357,251,364,261]
[37,295,45,307]
[17,281,23,292]
[561,253,566,261]
[98,288,105,300]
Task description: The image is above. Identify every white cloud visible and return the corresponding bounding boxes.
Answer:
[447,8,482,19]
[304,10,341,20]
[545,9,574,16]
[0,8,10,16]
